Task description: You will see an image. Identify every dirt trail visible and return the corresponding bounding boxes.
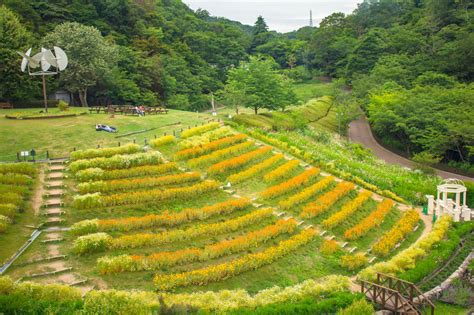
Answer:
[348,115,473,182]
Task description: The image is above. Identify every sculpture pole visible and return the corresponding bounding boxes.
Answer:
[42,74,48,113]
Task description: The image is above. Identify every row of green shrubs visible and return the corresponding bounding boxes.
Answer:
[398,221,474,285]
[0,276,374,315]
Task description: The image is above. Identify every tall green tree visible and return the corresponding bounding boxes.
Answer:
[250,16,272,52]
[0,5,38,101]
[43,22,117,106]
[224,56,297,114]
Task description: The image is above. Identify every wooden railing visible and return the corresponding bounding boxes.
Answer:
[361,273,435,315]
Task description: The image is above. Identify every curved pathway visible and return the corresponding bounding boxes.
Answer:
[348,115,473,182]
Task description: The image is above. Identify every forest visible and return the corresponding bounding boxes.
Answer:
[0,0,473,168]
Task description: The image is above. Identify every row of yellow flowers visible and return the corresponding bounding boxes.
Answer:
[150,135,175,148]
[300,181,355,219]
[187,141,254,168]
[321,191,372,229]
[371,209,420,256]
[263,159,300,183]
[69,152,162,173]
[74,163,179,182]
[153,228,317,290]
[174,134,247,160]
[70,198,252,236]
[97,219,297,274]
[227,154,284,184]
[279,176,335,210]
[181,122,220,139]
[72,180,219,209]
[178,126,233,149]
[208,146,273,176]
[73,208,274,255]
[70,143,141,161]
[343,199,395,240]
[77,172,202,194]
[260,168,320,200]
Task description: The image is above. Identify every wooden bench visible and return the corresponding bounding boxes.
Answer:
[0,102,13,109]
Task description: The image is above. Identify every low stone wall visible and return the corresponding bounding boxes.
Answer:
[419,252,473,301]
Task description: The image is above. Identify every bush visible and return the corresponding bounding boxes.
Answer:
[0,204,18,218]
[320,239,340,255]
[73,232,112,255]
[0,163,36,176]
[340,253,368,271]
[150,135,175,148]
[83,290,158,314]
[70,143,141,161]
[57,100,69,111]
[75,163,178,182]
[69,151,161,173]
[181,122,220,139]
[337,299,374,315]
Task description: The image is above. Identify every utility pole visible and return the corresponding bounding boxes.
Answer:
[310,10,313,27]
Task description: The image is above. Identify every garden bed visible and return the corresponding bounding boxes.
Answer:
[5,112,87,120]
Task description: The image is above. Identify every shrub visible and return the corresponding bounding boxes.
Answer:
[73,180,219,209]
[73,233,113,255]
[77,172,201,194]
[57,100,69,111]
[71,198,251,236]
[0,215,11,233]
[0,173,32,186]
[83,290,156,314]
[300,181,355,218]
[322,191,372,229]
[228,154,284,184]
[260,168,320,199]
[150,135,175,148]
[181,122,220,139]
[0,192,22,206]
[161,275,351,311]
[280,176,335,210]
[0,204,18,218]
[75,163,178,182]
[340,253,368,271]
[372,209,420,256]
[0,184,29,195]
[70,143,141,161]
[344,199,394,240]
[208,146,273,176]
[69,152,162,173]
[320,239,340,255]
[174,134,246,160]
[0,163,36,176]
[97,219,297,274]
[178,126,233,149]
[153,229,317,290]
[263,159,300,183]
[337,299,374,315]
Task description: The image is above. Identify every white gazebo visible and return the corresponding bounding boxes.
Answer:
[426,179,472,222]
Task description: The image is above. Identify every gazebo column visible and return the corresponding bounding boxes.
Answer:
[463,191,467,207]
[456,193,461,210]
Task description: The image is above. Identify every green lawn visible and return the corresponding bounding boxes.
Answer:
[0,108,209,161]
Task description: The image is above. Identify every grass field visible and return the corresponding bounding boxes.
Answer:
[0,108,209,161]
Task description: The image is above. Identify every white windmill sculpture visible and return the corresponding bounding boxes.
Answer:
[18,47,68,113]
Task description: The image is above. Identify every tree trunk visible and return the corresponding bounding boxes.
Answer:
[456,142,465,162]
[235,105,239,115]
[78,89,88,107]
[254,107,258,115]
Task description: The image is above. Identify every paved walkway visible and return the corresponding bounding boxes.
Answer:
[348,115,473,182]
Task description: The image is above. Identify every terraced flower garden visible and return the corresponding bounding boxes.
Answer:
[1,122,470,313]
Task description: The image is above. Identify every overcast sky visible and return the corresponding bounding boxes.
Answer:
[183,0,361,33]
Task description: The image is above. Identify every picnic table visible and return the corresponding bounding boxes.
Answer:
[89,105,168,115]
[0,102,13,109]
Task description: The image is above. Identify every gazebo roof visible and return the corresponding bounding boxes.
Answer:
[438,179,467,194]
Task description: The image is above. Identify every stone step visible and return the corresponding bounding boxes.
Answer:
[43,199,63,208]
[41,238,64,243]
[47,173,64,180]
[44,217,65,225]
[49,165,66,172]
[43,208,65,216]
[46,181,64,188]
[48,159,67,165]
[45,189,64,197]
[43,226,70,232]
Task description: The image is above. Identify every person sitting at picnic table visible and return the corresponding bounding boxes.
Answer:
[139,105,146,116]
[134,106,144,117]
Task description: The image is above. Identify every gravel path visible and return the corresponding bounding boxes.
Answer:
[348,115,473,182]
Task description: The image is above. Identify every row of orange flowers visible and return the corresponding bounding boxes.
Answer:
[73,208,274,255]
[77,172,202,194]
[263,159,300,183]
[279,176,335,210]
[153,228,317,290]
[208,146,272,176]
[343,199,395,240]
[174,134,247,160]
[70,198,252,236]
[372,209,420,256]
[97,219,297,274]
[321,191,372,229]
[300,181,355,219]
[260,168,320,200]
[227,154,284,184]
[187,141,254,168]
